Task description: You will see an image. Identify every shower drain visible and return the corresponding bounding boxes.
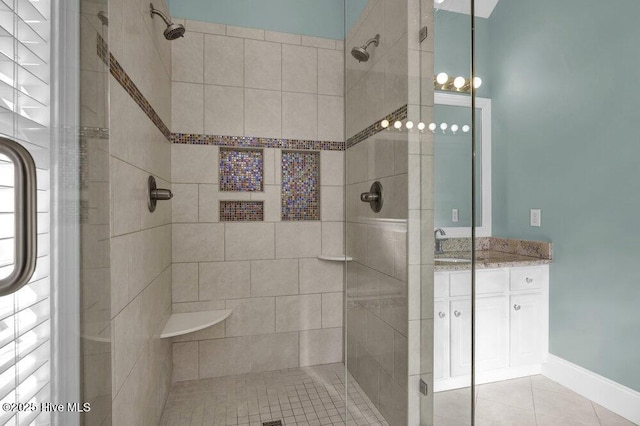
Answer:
[263,421,282,426]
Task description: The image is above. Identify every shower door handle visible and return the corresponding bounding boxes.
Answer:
[0,137,37,297]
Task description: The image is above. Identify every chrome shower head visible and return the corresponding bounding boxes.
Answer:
[150,3,185,40]
[351,34,380,62]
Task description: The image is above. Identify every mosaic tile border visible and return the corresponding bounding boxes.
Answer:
[220,201,264,222]
[98,34,171,140]
[172,133,344,151]
[98,34,405,153]
[346,105,408,148]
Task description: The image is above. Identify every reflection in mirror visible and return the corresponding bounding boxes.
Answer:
[434,93,491,237]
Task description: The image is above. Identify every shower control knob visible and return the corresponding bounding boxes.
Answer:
[360,181,383,213]
[147,175,173,212]
[438,312,446,319]
[525,277,533,283]
[514,304,521,311]
[454,311,461,317]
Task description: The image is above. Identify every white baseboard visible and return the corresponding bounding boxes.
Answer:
[542,354,640,425]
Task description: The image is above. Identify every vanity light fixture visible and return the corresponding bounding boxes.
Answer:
[380,119,390,129]
[377,119,468,134]
[393,120,402,129]
[433,73,482,93]
[405,121,414,130]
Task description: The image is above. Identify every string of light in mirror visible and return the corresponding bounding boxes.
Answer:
[380,119,471,134]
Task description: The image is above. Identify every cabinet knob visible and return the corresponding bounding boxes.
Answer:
[514,304,521,311]
[438,312,446,319]
[454,311,461,317]
[525,277,533,283]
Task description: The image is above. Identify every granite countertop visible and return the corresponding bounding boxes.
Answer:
[434,238,553,271]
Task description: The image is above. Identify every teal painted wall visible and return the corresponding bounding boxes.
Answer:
[167,0,368,39]
[488,0,640,391]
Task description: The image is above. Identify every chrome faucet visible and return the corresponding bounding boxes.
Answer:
[434,228,446,254]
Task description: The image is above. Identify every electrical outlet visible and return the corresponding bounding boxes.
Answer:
[452,209,459,223]
[530,209,541,227]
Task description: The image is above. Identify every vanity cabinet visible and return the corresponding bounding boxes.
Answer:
[434,264,549,392]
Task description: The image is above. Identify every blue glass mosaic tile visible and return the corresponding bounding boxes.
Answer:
[281,151,320,221]
[220,201,264,222]
[219,148,263,192]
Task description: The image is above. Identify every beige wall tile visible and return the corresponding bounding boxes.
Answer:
[282,92,318,140]
[321,292,343,328]
[204,34,244,87]
[172,82,204,134]
[225,223,275,260]
[301,35,335,49]
[250,259,299,297]
[198,336,252,378]
[275,294,321,332]
[172,184,198,223]
[320,150,344,186]
[199,261,251,300]
[226,25,264,40]
[393,331,408,388]
[172,342,199,382]
[318,49,344,96]
[282,44,317,94]
[265,30,301,45]
[318,95,344,142]
[299,327,343,366]
[321,185,344,222]
[172,263,198,302]
[172,32,204,83]
[366,311,395,376]
[321,222,344,254]
[204,85,244,136]
[299,258,343,294]
[173,223,224,262]
[245,39,281,90]
[275,222,321,258]
[198,184,222,223]
[225,297,275,337]
[244,89,282,138]
[184,20,226,35]
[172,144,218,184]
[251,332,299,372]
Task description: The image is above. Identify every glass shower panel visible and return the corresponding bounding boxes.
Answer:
[431,1,475,425]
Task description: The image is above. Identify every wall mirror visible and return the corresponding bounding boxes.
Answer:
[434,93,492,237]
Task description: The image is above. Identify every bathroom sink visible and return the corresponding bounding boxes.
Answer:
[436,257,472,263]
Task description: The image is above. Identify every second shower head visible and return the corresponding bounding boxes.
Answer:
[150,3,185,40]
[351,34,380,62]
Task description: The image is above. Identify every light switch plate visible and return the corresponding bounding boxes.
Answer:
[452,209,459,223]
[530,209,541,227]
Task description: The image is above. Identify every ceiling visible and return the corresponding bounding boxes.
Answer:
[435,0,500,18]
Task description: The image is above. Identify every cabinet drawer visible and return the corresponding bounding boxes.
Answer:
[435,273,449,298]
[510,267,544,291]
[450,270,508,296]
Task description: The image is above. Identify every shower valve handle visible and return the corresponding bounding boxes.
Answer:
[360,192,379,202]
[360,181,383,213]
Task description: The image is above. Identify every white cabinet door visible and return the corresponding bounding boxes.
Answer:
[450,299,471,377]
[434,300,449,380]
[450,297,508,377]
[476,296,509,372]
[510,293,543,366]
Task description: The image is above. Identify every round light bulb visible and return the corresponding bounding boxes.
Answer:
[381,119,390,128]
[451,124,459,133]
[394,120,402,129]
[453,76,466,89]
[417,122,426,131]
[440,122,448,131]
[462,125,470,133]
[473,77,482,88]
[436,72,449,85]
[405,121,414,130]
[428,122,436,132]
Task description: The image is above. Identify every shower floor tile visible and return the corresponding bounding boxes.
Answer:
[160,363,389,426]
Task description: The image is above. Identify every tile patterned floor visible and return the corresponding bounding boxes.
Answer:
[160,363,389,426]
[435,375,637,426]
